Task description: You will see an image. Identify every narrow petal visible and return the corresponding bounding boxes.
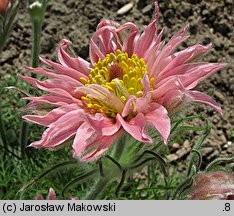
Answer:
[25,66,81,85]
[142,73,150,95]
[89,39,106,64]
[58,39,91,76]
[23,94,72,108]
[187,90,222,113]
[72,115,121,159]
[134,19,157,58]
[30,110,83,148]
[18,74,80,103]
[151,77,183,102]
[39,57,89,80]
[82,113,121,136]
[89,26,122,64]
[23,104,78,126]
[179,63,227,89]
[151,35,190,76]
[116,22,139,56]
[161,89,186,112]
[158,44,213,79]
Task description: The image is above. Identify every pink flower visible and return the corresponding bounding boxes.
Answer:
[35,188,57,200]
[190,172,234,200]
[35,188,78,200]
[20,1,226,161]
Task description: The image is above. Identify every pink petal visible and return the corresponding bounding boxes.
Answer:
[117,113,152,143]
[122,96,136,117]
[142,73,150,95]
[30,110,83,148]
[39,57,89,80]
[89,25,123,64]
[73,113,121,158]
[179,63,227,89]
[23,104,79,126]
[96,19,118,55]
[144,29,164,74]
[161,89,186,112]
[82,113,121,136]
[187,90,222,113]
[134,2,159,57]
[135,97,151,114]
[158,44,213,79]
[77,84,124,112]
[116,22,139,56]
[89,84,124,111]
[134,19,158,58]
[18,74,80,103]
[89,39,106,64]
[151,77,184,102]
[145,103,171,144]
[151,35,190,77]
[81,132,120,161]
[23,94,73,108]
[72,122,97,157]
[25,66,81,85]
[47,188,56,200]
[58,39,91,76]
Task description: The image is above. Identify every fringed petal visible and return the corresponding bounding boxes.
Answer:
[58,39,91,76]
[30,110,83,148]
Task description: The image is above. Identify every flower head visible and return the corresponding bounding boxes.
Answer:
[190,171,234,200]
[20,1,226,161]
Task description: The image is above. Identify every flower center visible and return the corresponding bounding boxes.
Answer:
[80,50,154,117]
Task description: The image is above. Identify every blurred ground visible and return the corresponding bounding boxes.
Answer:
[0,0,233,165]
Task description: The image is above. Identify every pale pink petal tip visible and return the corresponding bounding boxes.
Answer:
[47,188,56,200]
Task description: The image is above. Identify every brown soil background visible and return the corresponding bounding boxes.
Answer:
[0,0,233,165]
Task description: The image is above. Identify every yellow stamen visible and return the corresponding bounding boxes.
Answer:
[80,50,152,117]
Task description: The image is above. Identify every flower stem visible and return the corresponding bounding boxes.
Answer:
[0,29,8,54]
[31,18,42,73]
[0,102,8,148]
[20,2,46,159]
[111,132,127,161]
[82,133,128,200]
[83,176,110,200]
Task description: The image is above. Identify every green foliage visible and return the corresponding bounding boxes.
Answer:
[0,150,85,199]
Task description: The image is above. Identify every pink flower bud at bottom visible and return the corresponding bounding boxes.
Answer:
[190,171,234,200]
[35,188,78,200]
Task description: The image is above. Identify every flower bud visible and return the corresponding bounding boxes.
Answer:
[0,0,13,15]
[35,188,56,200]
[190,171,234,200]
[35,188,78,200]
[28,1,44,21]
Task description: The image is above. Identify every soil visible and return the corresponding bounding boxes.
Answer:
[0,0,233,165]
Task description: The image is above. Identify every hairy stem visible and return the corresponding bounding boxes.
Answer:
[20,9,44,159]
[83,176,110,200]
